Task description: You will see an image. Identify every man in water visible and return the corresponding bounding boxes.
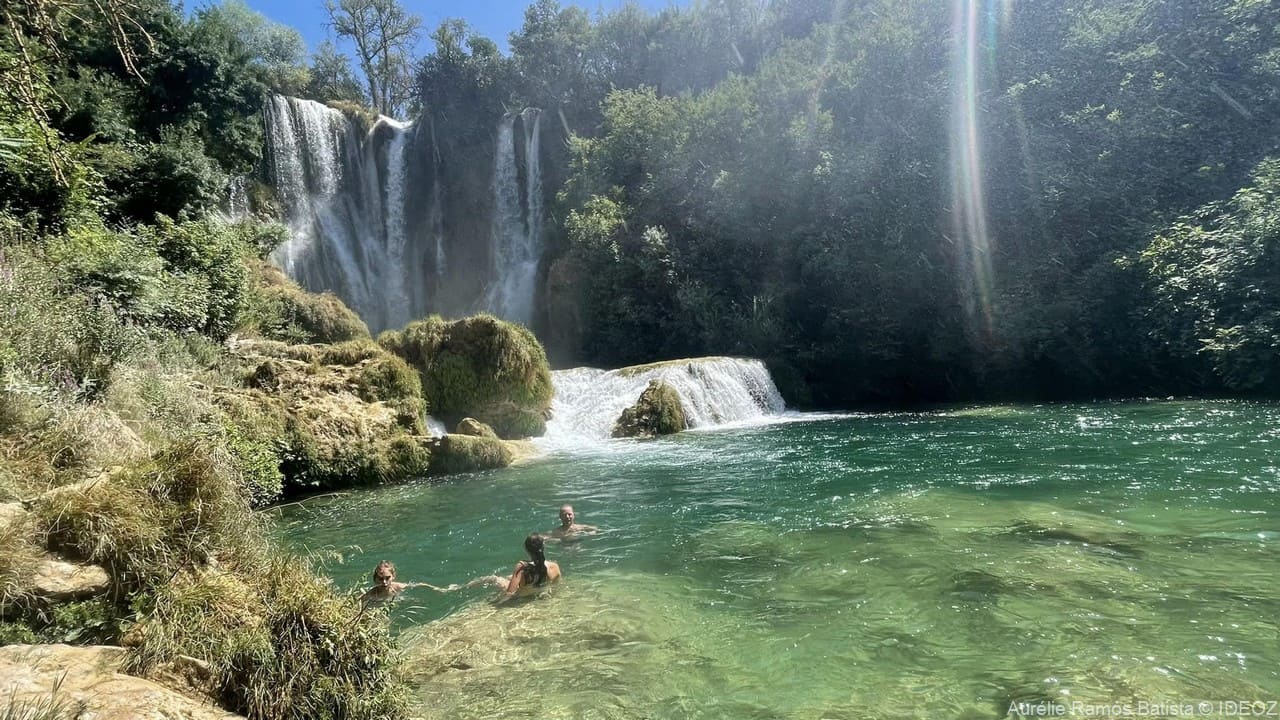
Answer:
[548,504,597,540]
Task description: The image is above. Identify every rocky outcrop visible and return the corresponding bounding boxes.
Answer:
[455,417,498,439]
[219,338,432,495]
[612,379,687,438]
[427,434,513,476]
[379,314,554,439]
[0,644,244,719]
[30,558,110,604]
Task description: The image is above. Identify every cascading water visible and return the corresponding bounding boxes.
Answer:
[265,95,383,327]
[543,357,787,444]
[262,95,546,334]
[483,109,543,327]
[380,117,413,331]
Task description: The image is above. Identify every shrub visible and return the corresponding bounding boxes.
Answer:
[0,245,142,399]
[242,261,370,344]
[129,556,408,720]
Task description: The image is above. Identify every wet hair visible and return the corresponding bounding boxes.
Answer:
[372,560,396,584]
[522,534,549,587]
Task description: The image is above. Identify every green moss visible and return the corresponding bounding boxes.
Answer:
[612,379,687,438]
[427,434,513,476]
[379,314,553,439]
[241,261,370,345]
[326,100,379,135]
[280,410,430,493]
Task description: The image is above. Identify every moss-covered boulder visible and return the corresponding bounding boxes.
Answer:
[379,315,553,439]
[241,261,370,344]
[612,379,687,439]
[222,338,431,495]
[427,434,513,476]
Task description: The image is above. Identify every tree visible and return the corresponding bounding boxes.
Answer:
[306,39,365,104]
[325,0,422,116]
[197,0,310,94]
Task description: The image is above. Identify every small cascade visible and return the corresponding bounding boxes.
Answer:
[482,109,543,327]
[544,357,787,442]
[223,175,251,220]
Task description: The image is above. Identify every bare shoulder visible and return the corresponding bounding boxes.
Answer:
[546,561,562,581]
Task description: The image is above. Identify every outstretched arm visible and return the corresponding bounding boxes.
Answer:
[407,582,454,593]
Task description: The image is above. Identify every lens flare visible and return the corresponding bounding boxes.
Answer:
[950,0,1001,340]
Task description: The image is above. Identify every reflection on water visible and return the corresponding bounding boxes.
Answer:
[277,401,1280,718]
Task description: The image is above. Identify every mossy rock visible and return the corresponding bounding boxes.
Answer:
[379,314,553,439]
[242,261,370,344]
[455,418,497,439]
[220,341,432,494]
[612,379,687,438]
[427,434,513,476]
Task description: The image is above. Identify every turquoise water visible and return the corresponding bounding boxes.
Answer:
[276,402,1280,718]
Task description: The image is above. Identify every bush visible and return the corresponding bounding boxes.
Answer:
[379,315,552,438]
[0,245,141,399]
[34,440,259,596]
[129,556,408,720]
[242,261,370,344]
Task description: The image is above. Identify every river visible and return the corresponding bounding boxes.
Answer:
[276,401,1280,719]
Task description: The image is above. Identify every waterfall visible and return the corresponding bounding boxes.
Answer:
[544,357,787,443]
[380,117,413,331]
[223,175,251,220]
[265,95,383,327]
[261,95,547,335]
[482,110,543,327]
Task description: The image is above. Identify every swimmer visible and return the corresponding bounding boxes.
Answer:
[462,533,562,599]
[501,533,561,599]
[359,560,454,609]
[548,504,597,540]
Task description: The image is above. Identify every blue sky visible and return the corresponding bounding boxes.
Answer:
[240,0,685,56]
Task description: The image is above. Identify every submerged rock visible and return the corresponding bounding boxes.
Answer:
[612,379,687,438]
[0,644,244,719]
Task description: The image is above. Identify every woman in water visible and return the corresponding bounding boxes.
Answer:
[503,533,561,598]
[466,533,561,600]
[360,560,453,609]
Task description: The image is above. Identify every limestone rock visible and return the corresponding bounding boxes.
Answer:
[612,379,687,439]
[455,418,498,439]
[31,557,111,603]
[427,434,513,476]
[0,644,244,719]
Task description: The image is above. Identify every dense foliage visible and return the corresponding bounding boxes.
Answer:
[410,0,1280,406]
